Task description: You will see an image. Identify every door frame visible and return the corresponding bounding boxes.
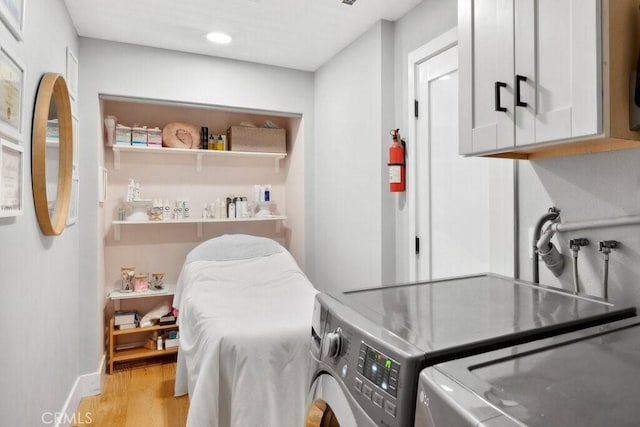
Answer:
[406,28,458,282]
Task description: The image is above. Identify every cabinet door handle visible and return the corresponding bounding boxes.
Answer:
[495,81,507,112]
[516,75,528,107]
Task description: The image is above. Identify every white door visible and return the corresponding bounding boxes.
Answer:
[514,0,601,145]
[460,0,515,154]
[414,44,514,281]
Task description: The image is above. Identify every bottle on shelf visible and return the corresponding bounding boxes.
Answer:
[228,200,236,218]
[238,197,249,218]
[201,127,208,150]
[126,179,135,202]
[214,198,225,219]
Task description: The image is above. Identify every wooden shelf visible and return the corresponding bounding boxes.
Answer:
[108,281,178,374]
[112,216,287,240]
[108,317,179,373]
[112,346,178,363]
[112,144,286,172]
[113,322,178,336]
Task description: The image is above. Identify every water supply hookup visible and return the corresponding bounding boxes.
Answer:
[569,238,589,294]
[599,240,618,301]
[532,207,562,283]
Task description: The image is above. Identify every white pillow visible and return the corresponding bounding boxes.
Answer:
[140,301,172,328]
[186,234,282,262]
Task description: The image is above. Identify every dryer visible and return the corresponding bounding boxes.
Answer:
[416,316,640,426]
[305,273,635,427]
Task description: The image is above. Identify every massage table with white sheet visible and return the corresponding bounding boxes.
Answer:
[173,234,318,427]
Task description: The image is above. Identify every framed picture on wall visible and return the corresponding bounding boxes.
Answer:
[98,166,107,204]
[66,47,78,100]
[0,45,24,141]
[67,175,79,226]
[72,113,79,169]
[0,0,24,41]
[0,138,23,217]
[68,113,80,225]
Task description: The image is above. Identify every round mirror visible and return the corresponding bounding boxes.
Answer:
[32,73,73,236]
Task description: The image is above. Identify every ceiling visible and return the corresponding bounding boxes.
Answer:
[63,0,423,72]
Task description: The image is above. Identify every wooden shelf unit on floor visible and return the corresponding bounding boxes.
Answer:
[108,319,179,374]
[108,285,179,374]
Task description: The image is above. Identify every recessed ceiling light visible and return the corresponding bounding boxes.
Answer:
[206,32,232,44]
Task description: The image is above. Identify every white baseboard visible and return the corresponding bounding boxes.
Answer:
[55,355,105,427]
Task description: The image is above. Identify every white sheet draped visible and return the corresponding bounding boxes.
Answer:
[174,248,318,427]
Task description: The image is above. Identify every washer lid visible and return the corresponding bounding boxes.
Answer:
[338,273,636,364]
[434,317,640,427]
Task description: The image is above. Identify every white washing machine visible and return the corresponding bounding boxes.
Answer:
[415,316,640,426]
[305,274,635,427]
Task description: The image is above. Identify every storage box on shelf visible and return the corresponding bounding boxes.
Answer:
[108,284,178,374]
[227,126,286,153]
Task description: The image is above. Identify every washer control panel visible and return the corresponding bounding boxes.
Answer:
[353,342,401,421]
[358,343,400,398]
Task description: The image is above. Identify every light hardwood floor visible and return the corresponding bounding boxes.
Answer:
[73,360,189,427]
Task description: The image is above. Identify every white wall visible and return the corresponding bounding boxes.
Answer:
[519,151,640,307]
[78,38,314,374]
[0,1,82,425]
[311,21,395,295]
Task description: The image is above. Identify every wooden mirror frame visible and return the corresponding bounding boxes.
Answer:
[32,73,73,236]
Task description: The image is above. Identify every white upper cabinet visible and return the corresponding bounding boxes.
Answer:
[464,0,514,153]
[515,0,600,146]
[460,0,640,159]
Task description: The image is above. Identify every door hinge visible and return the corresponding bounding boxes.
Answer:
[414,100,419,119]
[415,236,420,254]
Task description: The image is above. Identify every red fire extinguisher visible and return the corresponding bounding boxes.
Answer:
[388,129,405,192]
